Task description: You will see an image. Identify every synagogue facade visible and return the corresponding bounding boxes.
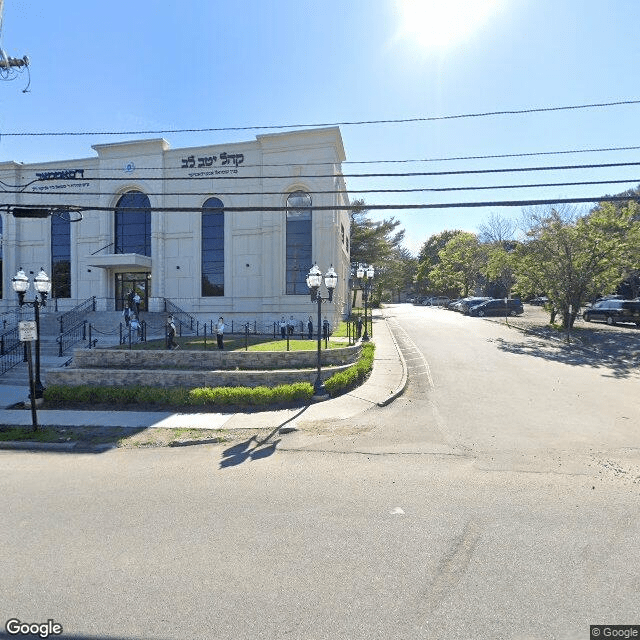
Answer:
[0,127,351,328]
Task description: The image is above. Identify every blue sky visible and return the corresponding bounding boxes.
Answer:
[1,0,639,255]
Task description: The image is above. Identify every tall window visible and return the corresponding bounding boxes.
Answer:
[0,215,3,299]
[51,214,71,298]
[286,190,312,295]
[115,191,151,256]
[202,197,224,296]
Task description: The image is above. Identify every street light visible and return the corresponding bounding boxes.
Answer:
[356,263,375,341]
[12,267,51,399]
[306,263,337,399]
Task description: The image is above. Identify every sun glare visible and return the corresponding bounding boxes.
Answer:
[395,0,504,51]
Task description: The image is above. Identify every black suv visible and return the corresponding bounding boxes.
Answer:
[468,298,524,317]
[583,300,640,326]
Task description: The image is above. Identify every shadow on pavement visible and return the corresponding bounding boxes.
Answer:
[491,336,639,379]
[219,404,310,468]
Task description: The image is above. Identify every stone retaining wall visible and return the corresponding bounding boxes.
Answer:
[47,344,361,389]
[69,345,360,370]
[47,365,352,388]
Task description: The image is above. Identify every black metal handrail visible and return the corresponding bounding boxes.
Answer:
[57,321,87,357]
[0,326,25,375]
[163,299,199,334]
[1,307,22,332]
[59,296,96,333]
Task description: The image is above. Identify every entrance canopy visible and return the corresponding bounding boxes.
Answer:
[87,253,152,270]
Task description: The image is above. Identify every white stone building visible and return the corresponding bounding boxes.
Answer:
[0,127,351,329]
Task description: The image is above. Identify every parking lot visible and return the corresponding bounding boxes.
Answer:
[461,302,640,361]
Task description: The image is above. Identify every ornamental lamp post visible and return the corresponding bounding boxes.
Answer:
[356,263,374,341]
[12,267,51,400]
[306,263,337,399]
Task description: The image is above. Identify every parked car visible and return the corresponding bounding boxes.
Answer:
[582,299,640,326]
[529,296,549,306]
[422,296,450,306]
[469,298,524,317]
[460,297,492,314]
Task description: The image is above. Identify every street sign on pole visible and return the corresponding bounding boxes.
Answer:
[19,320,38,342]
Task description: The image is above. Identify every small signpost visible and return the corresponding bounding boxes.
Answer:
[19,320,39,431]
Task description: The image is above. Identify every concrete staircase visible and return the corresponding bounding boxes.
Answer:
[0,309,169,390]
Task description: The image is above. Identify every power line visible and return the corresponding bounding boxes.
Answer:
[7,160,640,185]
[2,100,639,137]
[6,177,640,199]
[32,143,639,173]
[3,194,637,214]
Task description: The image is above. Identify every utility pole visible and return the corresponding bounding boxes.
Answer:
[0,0,30,81]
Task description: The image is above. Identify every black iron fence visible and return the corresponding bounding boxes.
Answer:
[0,326,25,375]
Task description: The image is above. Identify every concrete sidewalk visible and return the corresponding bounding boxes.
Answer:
[0,309,407,432]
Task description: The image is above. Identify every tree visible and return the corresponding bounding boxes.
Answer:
[428,232,485,298]
[595,184,640,297]
[384,246,418,302]
[349,199,406,305]
[415,229,465,294]
[478,213,516,245]
[483,244,517,298]
[515,204,639,328]
[349,199,404,268]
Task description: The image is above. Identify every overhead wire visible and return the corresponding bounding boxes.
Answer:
[5,177,640,198]
[3,194,638,214]
[9,160,640,183]
[2,99,640,136]
[22,144,640,172]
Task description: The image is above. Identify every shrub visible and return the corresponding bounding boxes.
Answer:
[324,343,375,396]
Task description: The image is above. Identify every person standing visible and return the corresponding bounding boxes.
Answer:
[216,317,225,350]
[287,315,295,336]
[167,315,178,350]
[307,316,313,340]
[130,315,142,341]
[279,316,287,339]
[133,291,141,316]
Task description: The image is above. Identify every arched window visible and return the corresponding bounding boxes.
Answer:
[115,191,151,256]
[286,190,312,295]
[51,214,71,298]
[202,197,224,296]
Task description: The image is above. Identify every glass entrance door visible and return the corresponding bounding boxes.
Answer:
[115,272,151,312]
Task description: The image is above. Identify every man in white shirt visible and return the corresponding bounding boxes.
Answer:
[216,317,225,350]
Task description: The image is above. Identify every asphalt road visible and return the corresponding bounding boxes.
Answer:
[1,304,639,640]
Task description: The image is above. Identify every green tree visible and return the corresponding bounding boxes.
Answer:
[429,232,485,298]
[415,229,465,294]
[484,244,517,298]
[383,246,418,302]
[349,199,406,305]
[515,204,639,328]
[349,199,404,268]
[596,184,640,297]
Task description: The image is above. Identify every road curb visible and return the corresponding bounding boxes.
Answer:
[377,313,409,407]
[0,440,78,452]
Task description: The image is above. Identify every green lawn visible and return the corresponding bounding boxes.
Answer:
[118,334,351,352]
